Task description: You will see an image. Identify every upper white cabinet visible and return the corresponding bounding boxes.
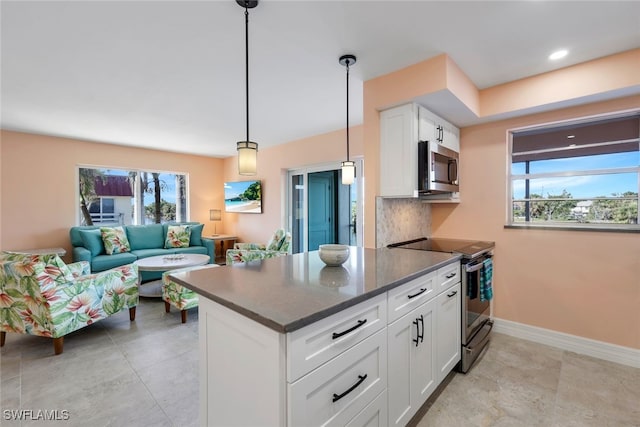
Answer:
[379,103,460,198]
[379,103,419,197]
[418,106,460,153]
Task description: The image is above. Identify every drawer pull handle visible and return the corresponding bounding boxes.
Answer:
[407,288,427,299]
[447,290,458,298]
[445,272,456,279]
[332,319,367,339]
[332,374,368,403]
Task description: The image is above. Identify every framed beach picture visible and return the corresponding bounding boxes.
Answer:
[224,180,262,213]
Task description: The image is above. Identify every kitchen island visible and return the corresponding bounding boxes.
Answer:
[170,246,461,426]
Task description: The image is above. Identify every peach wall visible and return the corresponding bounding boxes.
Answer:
[481,49,640,118]
[0,130,223,262]
[431,95,640,349]
[445,55,480,116]
[363,54,452,247]
[221,126,363,245]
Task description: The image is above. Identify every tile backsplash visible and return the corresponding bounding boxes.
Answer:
[376,197,431,248]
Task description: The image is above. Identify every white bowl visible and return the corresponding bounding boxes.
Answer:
[318,244,350,266]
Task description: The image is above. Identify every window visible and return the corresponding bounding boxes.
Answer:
[508,112,639,230]
[78,167,188,226]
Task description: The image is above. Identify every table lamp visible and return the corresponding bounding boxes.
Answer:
[209,209,222,236]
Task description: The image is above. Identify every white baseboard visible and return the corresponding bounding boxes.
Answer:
[492,318,640,369]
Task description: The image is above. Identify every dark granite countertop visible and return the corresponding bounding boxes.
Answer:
[169,247,461,333]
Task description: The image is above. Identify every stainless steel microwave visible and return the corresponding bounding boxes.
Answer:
[418,141,459,194]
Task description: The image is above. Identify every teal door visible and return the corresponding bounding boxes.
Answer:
[308,171,336,251]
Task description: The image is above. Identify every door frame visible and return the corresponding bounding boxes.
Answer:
[286,159,363,253]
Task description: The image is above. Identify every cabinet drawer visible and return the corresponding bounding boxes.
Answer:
[387,271,436,323]
[287,293,387,382]
[346,390,387,427]
[289,329,387,427]
[437,262,460,292]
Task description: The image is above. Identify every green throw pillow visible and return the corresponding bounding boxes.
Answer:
[100,226,131,255]
[78,229,105,257]
[165,225,191,248]
[188,223,204,246]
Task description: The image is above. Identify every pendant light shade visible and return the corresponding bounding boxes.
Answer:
[339,54,356,185]
[341,160,355,185]
[236,0,259,175]
[237,141,258,175]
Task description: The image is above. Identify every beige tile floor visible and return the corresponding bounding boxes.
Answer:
[1,298,639,427]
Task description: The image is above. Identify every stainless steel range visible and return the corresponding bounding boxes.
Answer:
[388,237,495,373]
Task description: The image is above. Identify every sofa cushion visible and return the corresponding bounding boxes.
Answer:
[100,226,131,255]
[165,225,191,248]
[91,252,137,272]
[126,224,164,251]
[78,229,105,257]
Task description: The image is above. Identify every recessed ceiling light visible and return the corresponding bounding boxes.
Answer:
[549,49,568,60]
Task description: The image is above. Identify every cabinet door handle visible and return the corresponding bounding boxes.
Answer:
[447,290,458,298]
[332,374,368,403]
[407,288,427,299]
[332,319,367,339]
[412,314,424,347]
[445,272,456,279]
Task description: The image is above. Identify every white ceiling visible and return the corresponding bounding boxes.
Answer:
[2,1,639,158]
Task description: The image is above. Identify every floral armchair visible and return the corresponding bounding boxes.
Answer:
[225,228,292,265]
[0,251,139,355]
[162,264,219,323]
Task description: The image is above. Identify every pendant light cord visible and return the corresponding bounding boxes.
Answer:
[345,59,350,162]
[244,7,250,143]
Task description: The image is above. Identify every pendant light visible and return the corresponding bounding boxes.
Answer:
[236,0,259,175]
[339,54,356,185]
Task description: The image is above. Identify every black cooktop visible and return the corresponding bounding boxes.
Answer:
[388,237,494,259]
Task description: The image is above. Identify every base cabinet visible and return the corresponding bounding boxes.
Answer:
[197,263,461,427]
[289,329,387,427]
[387,298,437,426]
[436,283,462,383]
[346,390,388,427]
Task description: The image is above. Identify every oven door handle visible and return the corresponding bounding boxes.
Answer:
[465,262,484,273]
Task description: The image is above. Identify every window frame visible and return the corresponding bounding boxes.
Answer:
[506,109,640,232]
[76,165,190,226]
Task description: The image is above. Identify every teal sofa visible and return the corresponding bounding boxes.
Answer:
[70,222,214,281]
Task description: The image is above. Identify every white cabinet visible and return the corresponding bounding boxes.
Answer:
[379,103,419,197]
[379,103,460,198]
[289,329,387,427]
[435,282,461,383]
[387,298,437,426]
[287,293,387,381]
[436,262,460,293]
[346,390,388,427]
[418,106,460,153]
[387,270,437,323]
[197,262,461,427]
[386,261,461,426]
